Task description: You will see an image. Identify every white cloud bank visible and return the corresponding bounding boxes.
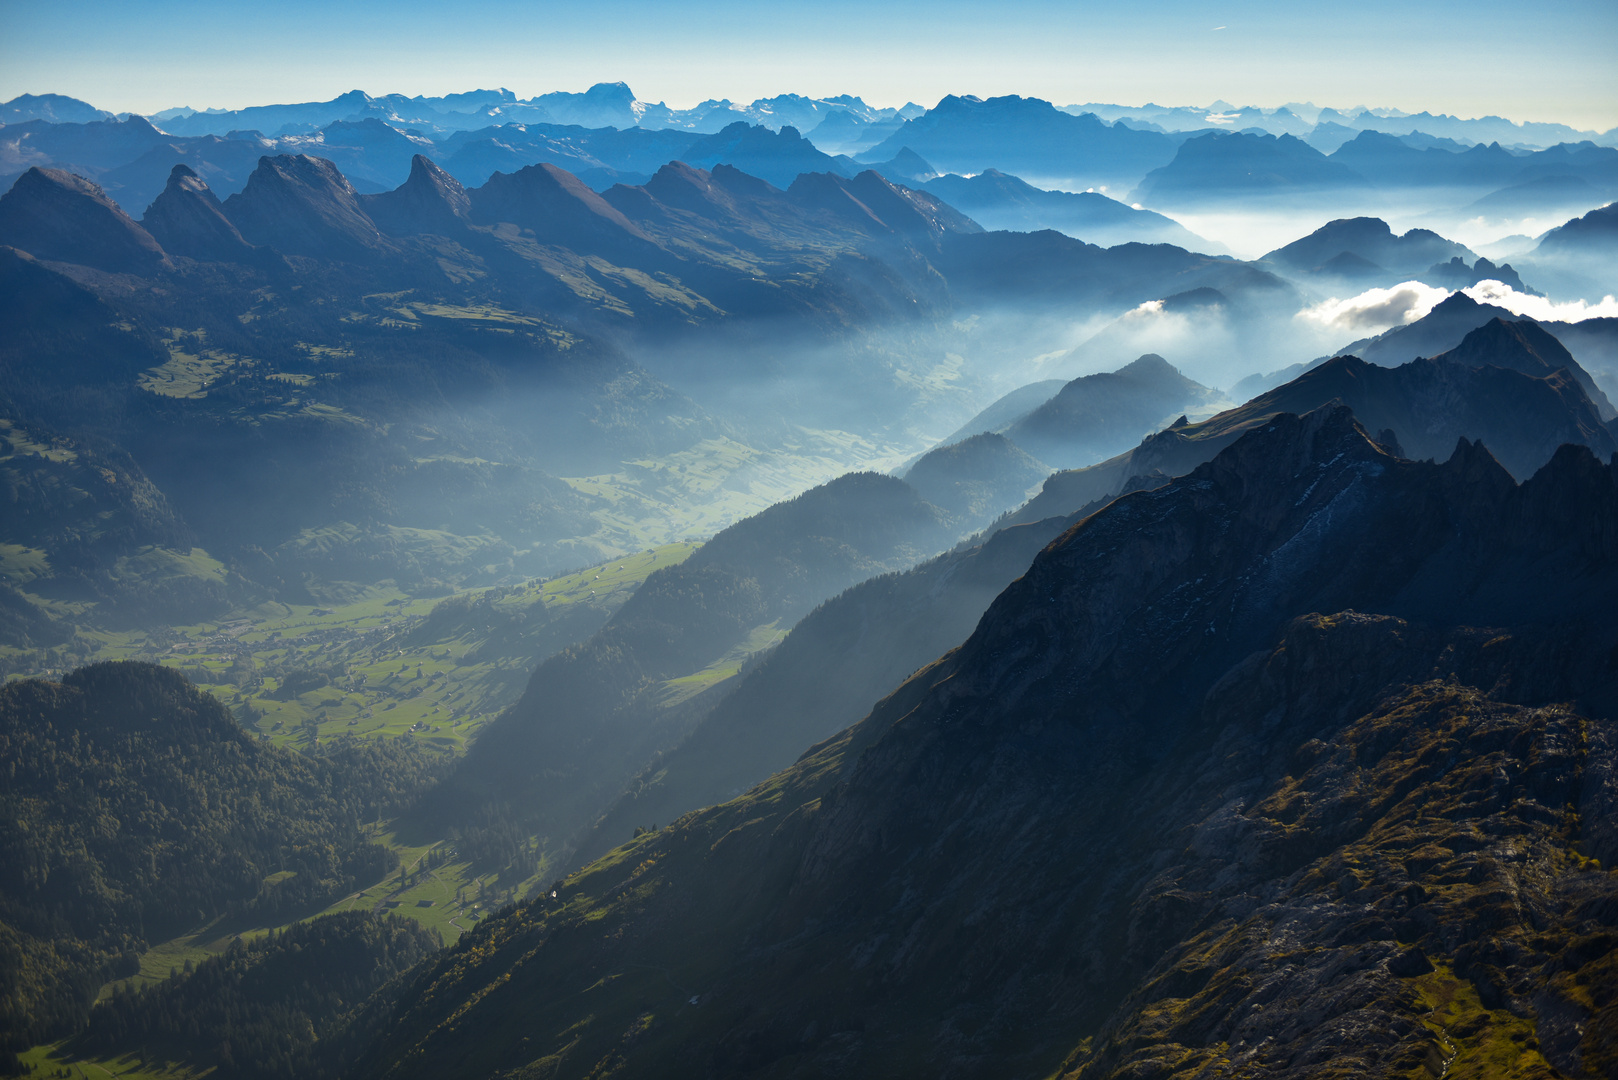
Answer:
[1297,279,1618,336]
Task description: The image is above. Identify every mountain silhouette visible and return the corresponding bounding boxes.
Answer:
[861,94,1177,189]
[922,169,1209,248]
[221,153,394,261]
[1004,353,1226,468]
[358,153,472,235]
[1017,326,1615,521]
[469,160,657,254]
[1131,130,1371,206]
[1262,216,1473,276]
[140,164,258,262]
[0,166,169,274]
[901,431,1049,526]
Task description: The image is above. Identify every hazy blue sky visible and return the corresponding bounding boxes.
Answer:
[3,0,1615,129]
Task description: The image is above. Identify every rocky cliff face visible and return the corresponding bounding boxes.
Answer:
[140,164,258,262]
[359,153,473,236]
[1015,332,1616,523]
[221,153,394,261]
[352,408,1618,1079]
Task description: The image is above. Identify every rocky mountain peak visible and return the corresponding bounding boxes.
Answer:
[360,154,471,236]
[140,163,256,262]
[0,166,170,274]
[469,161,653,249]
[1434,316,1615,417]
[221,153,391,261]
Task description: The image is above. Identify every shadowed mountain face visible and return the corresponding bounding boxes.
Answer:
[221,153,393,261]
[1013,320,1617,522]
[1004,353,1226,469]
[1437,316,1616,417]
[140,164,257,263]
[357,153,472,236]
[1343,303,1615,420]
[1348,290,1519,366]
[426,471,955,860]
[900,431,1049,526]
[469,160,656,254]
[575,504,1090,868]
[350,408,1618,1080]
[0,167,169,274]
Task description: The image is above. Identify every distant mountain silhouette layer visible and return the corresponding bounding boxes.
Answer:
[1131,131,1370,206]
[1262,216,1473,276]
[921,169,1208,248]
[1004,353,1226,468]
[1016,318,1617,521]
[861,94,1178,188]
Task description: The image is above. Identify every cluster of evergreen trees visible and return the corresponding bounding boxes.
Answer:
[0,662,453,1062]
[77,911,438,1080]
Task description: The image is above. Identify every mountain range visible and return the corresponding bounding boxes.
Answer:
[4,82,1618,1080]
[9,91,1616,248]
[348,404,1618,1079]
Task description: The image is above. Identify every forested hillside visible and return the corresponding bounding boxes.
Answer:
[0,662,450,1062]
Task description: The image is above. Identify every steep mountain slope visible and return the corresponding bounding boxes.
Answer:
[1017,319,1618,522]
[351,408,1618,1079]
[427,472,955,862]
[139,163,259,262]
[222,153,395,261]
[358,153,472,236]
[1338,302,1614,419]
[469,161,658,256]
[0,662,450,1059]
[0,167,170,274]
[1003,353,1226,468]
[900,432,1049,526]
[576,506,1090,867]
[1437,317,1615,417]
